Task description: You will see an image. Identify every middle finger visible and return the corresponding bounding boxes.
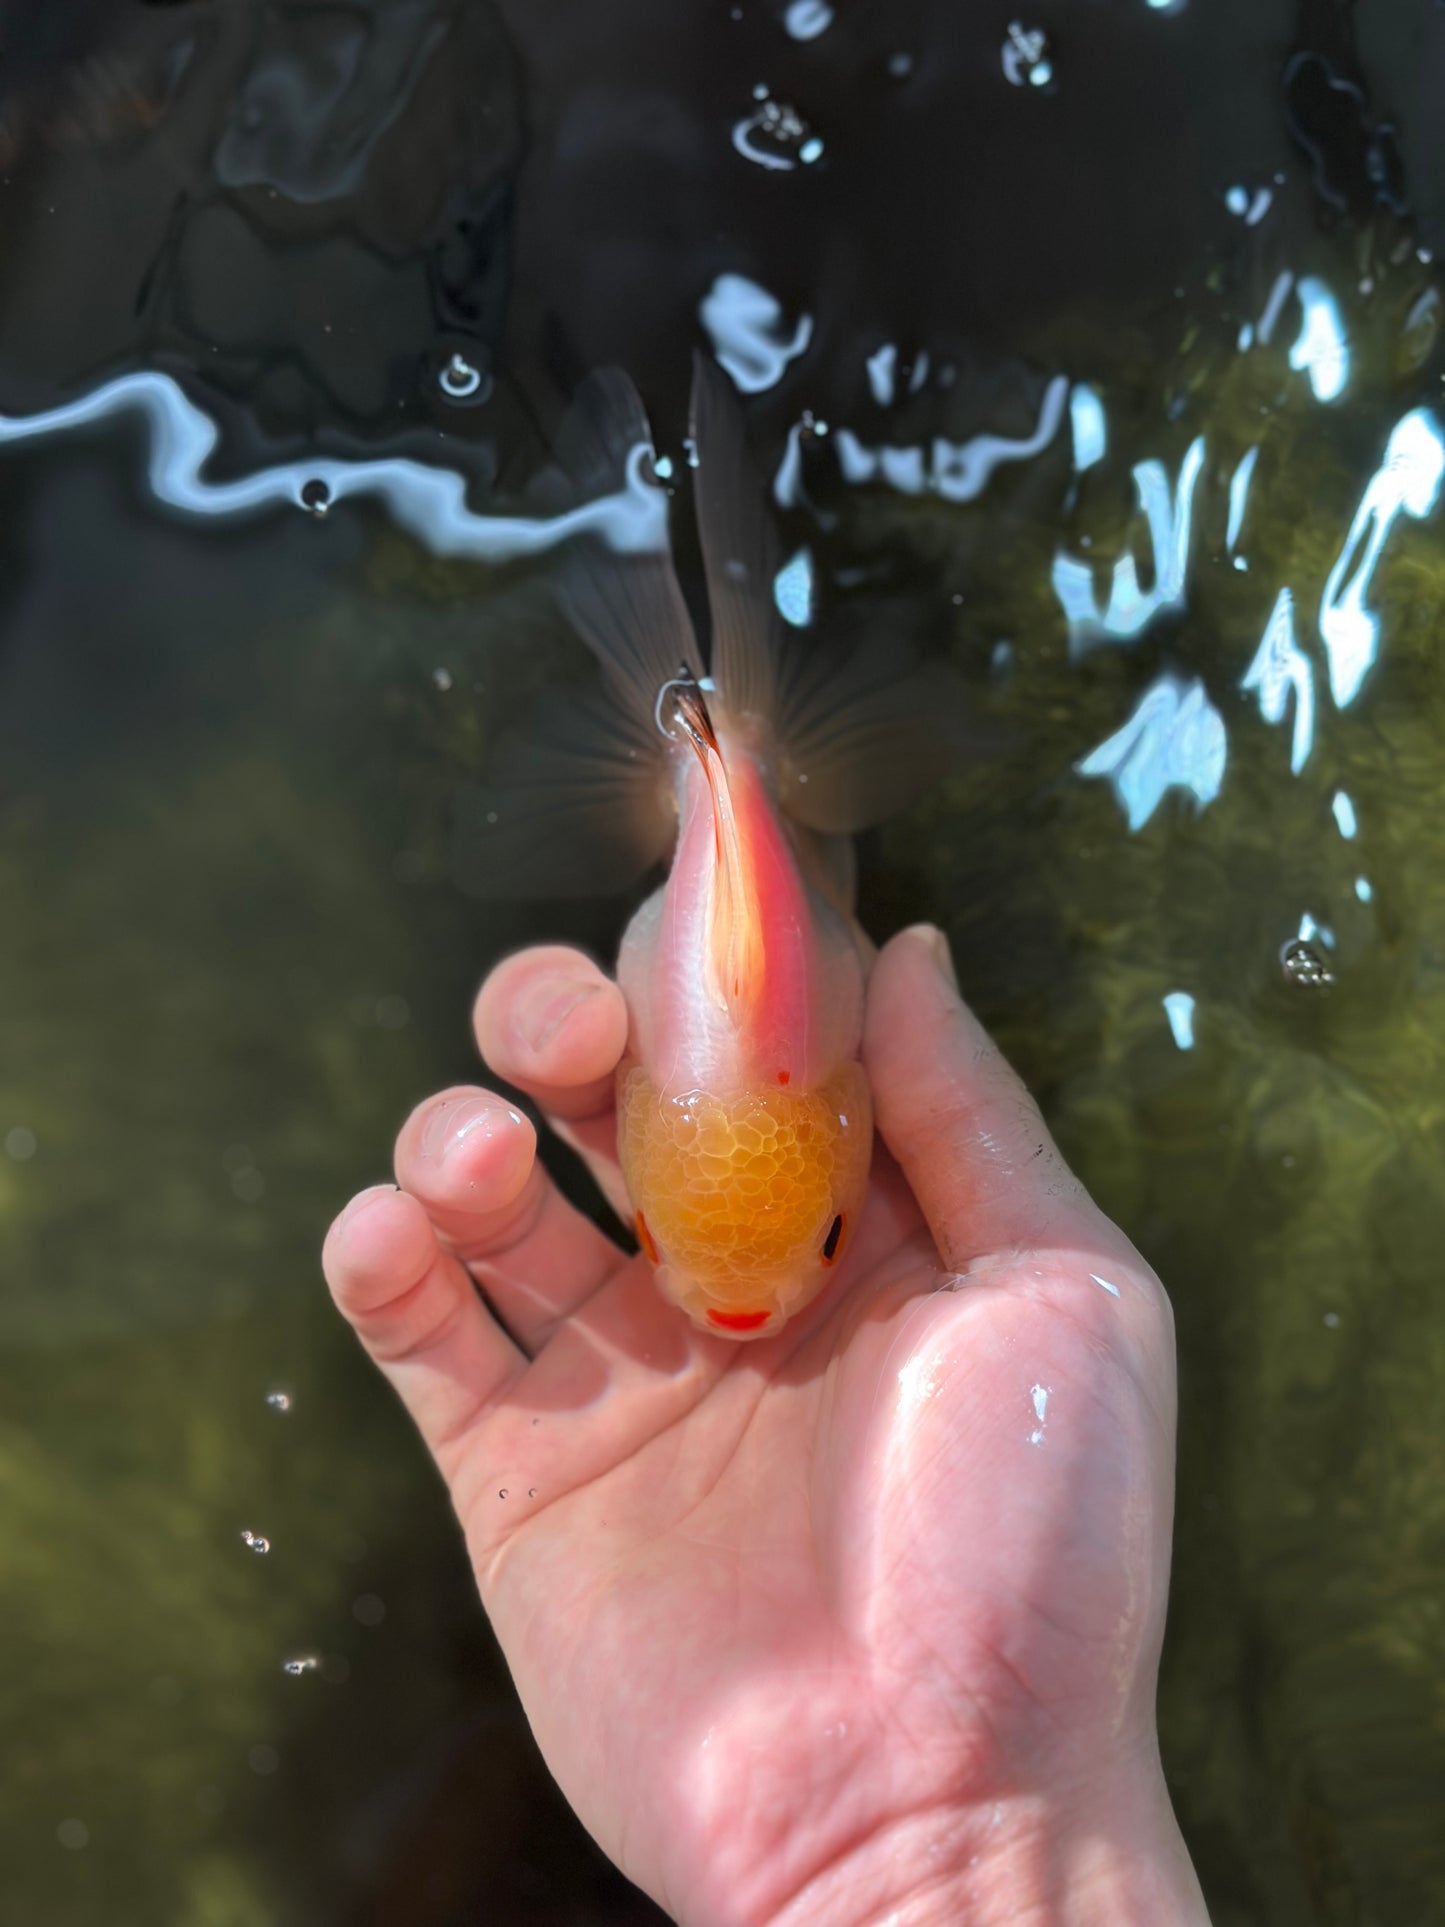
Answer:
[395,1086,629,1351]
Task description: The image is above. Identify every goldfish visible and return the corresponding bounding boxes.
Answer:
[463,355,958,1338]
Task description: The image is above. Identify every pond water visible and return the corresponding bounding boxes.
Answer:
[3,1,1444,1921]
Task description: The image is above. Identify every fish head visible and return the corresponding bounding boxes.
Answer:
[617,1058,872,1338]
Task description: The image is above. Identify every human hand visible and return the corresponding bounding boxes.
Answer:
[322,926,1209,1927]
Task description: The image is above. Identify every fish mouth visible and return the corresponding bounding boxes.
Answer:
[702,1305,775,1336]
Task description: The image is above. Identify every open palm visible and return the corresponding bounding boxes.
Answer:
[323,926,1204,1927]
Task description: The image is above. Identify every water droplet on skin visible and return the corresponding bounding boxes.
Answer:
[1001,21,1054,88]
[498,1488,508,1499]
[240,1529,271,1555]
[264,1390,291,1413]
[1280,938,1334,989]
[527,1487,537,1498]
[300,478,330,517]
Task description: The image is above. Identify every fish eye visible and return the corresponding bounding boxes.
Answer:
[821,1213,845,1265]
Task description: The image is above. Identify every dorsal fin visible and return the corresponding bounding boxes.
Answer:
[666,677,762,1019]
[555,368,705,723]
[689,352,781,725]
[691,353,979,838]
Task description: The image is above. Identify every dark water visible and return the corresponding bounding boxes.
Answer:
[2,2,1444,1921]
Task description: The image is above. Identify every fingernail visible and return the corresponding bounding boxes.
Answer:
[335,1184,397,1233]
[418,1094,515,1166]
[909,922,957,990]
[517,977,599,1055]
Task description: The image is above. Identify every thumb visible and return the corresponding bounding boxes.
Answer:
[863,925,1117,1270]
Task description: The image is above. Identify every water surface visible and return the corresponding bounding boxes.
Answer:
[2,2,1443,1921]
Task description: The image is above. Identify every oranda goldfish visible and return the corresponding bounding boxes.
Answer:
[464,356,957,1338]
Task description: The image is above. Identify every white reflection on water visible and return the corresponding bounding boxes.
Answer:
[1069,384,1106,472]
[1240,586,1314,774]
[1318,407,1445,707]
[834,373,1067,502]
[1162,991,1196,1050]
[1332,791,1358,839]
[0,371,670,557]
[700,273,814,393]
[1053,437,1205,653]
[1226,444,1258,553]
[773,547,814,626]
[1289,276,1349,403]
[866,343,897,406]
[1257,270,1294,346]
[1076,673,1226,830]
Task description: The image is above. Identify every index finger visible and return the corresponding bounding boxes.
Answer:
[863,924,1130,1270]
[474,944,630,1210]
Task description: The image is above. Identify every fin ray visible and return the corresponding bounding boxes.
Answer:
[453,686,674,898]
[777,642,976,834]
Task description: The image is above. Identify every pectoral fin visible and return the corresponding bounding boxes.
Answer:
[453,685,674,898]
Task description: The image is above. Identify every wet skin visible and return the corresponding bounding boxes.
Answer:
[322,926,1210,1927]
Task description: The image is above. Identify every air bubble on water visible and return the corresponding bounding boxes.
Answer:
[1279,938,1334,989]
[4,1125,36,1161]
[783,0,833,39]
[731,89,820,170]
[240,1529,271,1555]
[57,1819,89,1851]
[432,666,453,692]
[374,994,409,1030]
[887,51,914,78]
[352,1593,386,1626]
[300,477,331,517]
[652,453,674,481]
[282,1655,319,1677]
[265,1389,291,1413]
[1002,22,1054,88]
[439,351,484,401]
